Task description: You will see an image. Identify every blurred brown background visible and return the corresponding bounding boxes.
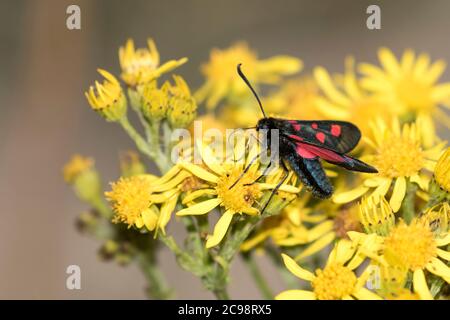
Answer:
[0,0,449,299]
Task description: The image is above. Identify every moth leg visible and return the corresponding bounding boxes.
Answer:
[260,159,289,215]
[229,152,262,189]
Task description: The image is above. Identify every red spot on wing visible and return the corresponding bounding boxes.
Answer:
[296,142,344,163]
[316,132,326,143]
[292,123,301,131]
[331,124,341,137]
[289,134,303,142]
[311,123,318,129]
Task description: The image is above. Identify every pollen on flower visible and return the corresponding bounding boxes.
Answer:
[384,220,437,270]
[215,167,262,213]
[373,128,425,178]
[312,263,357,300]
[105,175,153,227]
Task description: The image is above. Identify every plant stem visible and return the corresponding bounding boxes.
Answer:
[89,195,111,219]
[213,288,230,300]
[138,252,172,299]
[242,252,273,299]
[401,181,417,224]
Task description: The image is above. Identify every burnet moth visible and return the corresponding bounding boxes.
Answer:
[233,64,378,211]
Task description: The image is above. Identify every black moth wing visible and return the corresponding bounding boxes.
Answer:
[285,120,362,154]
[278,135,333,199]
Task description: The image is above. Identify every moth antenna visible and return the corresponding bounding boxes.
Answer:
[237,63,267,118]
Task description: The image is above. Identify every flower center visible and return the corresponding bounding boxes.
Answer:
[106,176,153,226]
[215,167,262,213]
[312,263,357,300]
[384,220,437,270]
[373,134,424,178]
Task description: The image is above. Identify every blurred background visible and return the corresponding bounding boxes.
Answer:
[0,0,449,299]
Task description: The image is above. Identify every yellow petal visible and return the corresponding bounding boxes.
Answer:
[306,221,334,242]
[180,163,218,183]
[176,198,221,216]
[314,67,351,107]
[240,230,272,252]
[182,189,217,204]
[437,248,450,261]
[389,176,406,213]
[378,47,400,76]
[142,208,158,231]
[413,269,433,300]
[281,254,315,281]
[158,193,179,230]
[206,210,234,248]
[436,233,450,247]
[352,287,383,300]
[333,185,369,204]
[425,258,450,283]
[196,140,225,176]
[275,290,316,300]
[295,232,335,261]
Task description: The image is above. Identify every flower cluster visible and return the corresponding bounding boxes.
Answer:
[65,40,449,300]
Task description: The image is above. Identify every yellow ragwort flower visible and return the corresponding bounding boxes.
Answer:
[85,69,127,121]
[176,139,300,248]
[241,195,331,251]
[359,47,450,128]
[140,81,170,121]
[196,42,302,109]
[106,166,191,233]
[314,58,397,137]
[434,147,450,193]
[63,154,94,184]
[276,240,382,300]
[349,214,450,300]
[119,38,187,87]
[358,195,395,236]
[334,116,445,212]
[167,75,197,128]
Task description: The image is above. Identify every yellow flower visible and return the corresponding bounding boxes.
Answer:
[63,154,101,203]
[119,38,187,87]
[349,215,450,300]
[139,81,170,121]
[176,140,300,248]
[167,75,197,128]
[358,195,395,236]
[270,76,324,121]
[434,147,450,193]
[359,47,450,128]
[275,240,382,300]
[334,116,445,212]
[106,166,191,233]
[196,42,302,109]
[63,154,94,184]
[313,58,397,137]
[241,195,330,251]
[85,69,127,121]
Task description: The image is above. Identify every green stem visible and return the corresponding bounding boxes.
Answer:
[401,181,417,224]
[89,195,111,219]
[242,252,273,299]
[119,116,168,173]
[213,288,230,300]
[138,252,172,299]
